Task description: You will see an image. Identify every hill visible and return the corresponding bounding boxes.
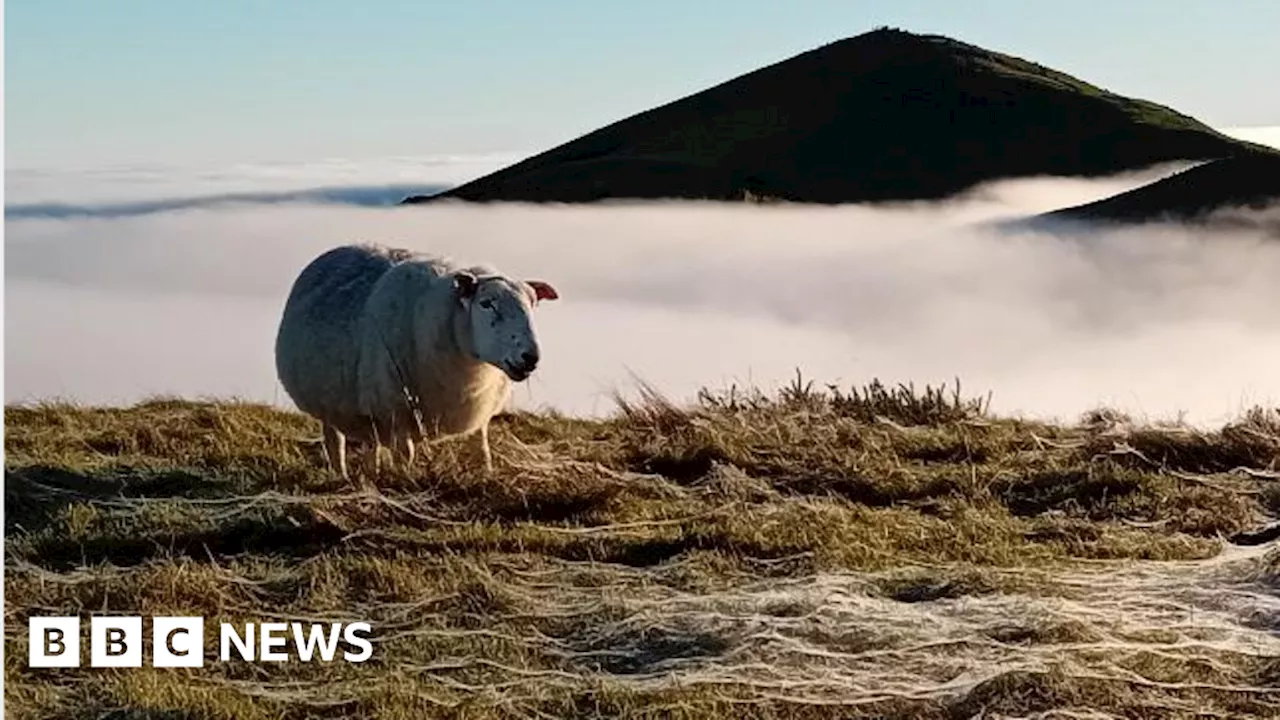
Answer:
[7,380,1280,718]
[402,28,1270,205]
[1040,153,1280,230]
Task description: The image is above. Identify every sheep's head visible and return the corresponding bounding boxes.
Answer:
[454,271,559,382]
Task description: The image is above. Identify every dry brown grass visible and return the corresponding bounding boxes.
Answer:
[5,380,1279,719]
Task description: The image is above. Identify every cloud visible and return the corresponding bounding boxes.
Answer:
[6,158,1279,429]
[3,152,521,205]
[4,184,449,220]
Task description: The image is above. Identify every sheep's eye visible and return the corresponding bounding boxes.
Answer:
[478,299,494,310]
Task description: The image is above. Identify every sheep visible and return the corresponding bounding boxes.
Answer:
[274,243,559,481]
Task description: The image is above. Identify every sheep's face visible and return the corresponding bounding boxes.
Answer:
[455,272,559,382]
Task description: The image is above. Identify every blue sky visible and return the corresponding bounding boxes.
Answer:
[7,0,1279,169]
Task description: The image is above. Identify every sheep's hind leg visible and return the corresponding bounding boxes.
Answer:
[322,424,348,481]
[359,442,383,490]
[387,407,418,473]
[354,415,391,491]
[395,435,417,471]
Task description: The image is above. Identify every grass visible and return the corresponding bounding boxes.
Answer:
[5,377,1280,719]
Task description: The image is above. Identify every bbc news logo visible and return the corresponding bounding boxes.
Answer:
[29,616,373,668]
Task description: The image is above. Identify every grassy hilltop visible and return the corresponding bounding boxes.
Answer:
[5,379,1280,719]
[404,27,1272,206]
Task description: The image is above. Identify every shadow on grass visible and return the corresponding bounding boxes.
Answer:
[997,468,1144,518]
[565,625,734,675]
[14,503,347,572]
[4,465,237,535]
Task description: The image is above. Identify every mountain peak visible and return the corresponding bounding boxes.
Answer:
[404,28,1270,205]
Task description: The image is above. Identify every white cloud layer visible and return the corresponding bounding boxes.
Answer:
[6,146,1279,429]
[4,132,1277,720]
[3,153,522,206]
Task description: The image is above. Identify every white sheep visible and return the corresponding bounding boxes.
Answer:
[274,243,559,480]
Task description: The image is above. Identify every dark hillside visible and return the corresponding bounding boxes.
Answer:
[404,28,1272,205]
[1041,154,1280,229]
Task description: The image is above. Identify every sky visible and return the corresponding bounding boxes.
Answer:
[7,0,1280,169]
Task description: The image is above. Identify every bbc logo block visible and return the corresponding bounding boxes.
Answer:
[30,616,204,668]
[90,616,144,667]
[28,615,372,667]
[28,617,81,668]
[154,617,205,667]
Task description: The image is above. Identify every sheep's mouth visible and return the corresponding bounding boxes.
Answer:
[502,364,533,382]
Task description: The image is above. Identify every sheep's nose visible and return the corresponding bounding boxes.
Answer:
[520,350,539,371]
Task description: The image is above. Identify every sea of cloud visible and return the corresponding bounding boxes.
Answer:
[3,153,522,207]
[5,132,1280,427]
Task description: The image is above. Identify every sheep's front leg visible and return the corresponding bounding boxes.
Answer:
[322,423,348,480]
[394,434,417,471]
[385,404,423,474]
[356,415,393,489]
[474,424,493,473]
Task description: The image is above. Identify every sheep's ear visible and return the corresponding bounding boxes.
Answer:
[526,280,559,303]
[454,271,478,299]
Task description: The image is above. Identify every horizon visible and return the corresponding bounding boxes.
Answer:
[4,125,1279,211]
[7,161,1280,428]
[7,1,1280,169]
